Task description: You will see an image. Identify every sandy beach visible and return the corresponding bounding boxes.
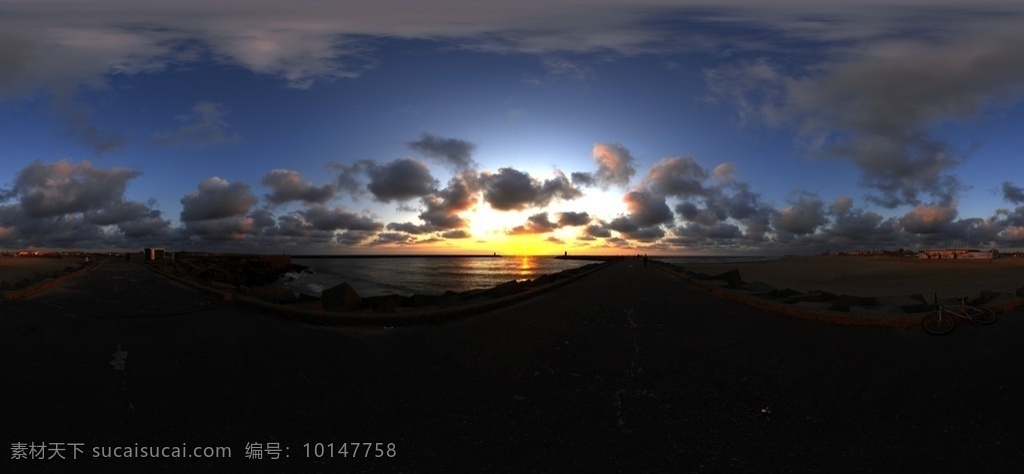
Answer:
[0,256,84,285]
[680,255,1024,299]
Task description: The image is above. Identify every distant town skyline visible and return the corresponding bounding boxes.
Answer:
[3,1,1024,255]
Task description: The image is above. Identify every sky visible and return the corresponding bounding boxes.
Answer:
[2,0,1024,255]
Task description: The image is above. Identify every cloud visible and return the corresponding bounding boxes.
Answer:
[440,229,471,239]
[584,223,612,239]
[573,143,637,189]
[643,156,709,197]
[825,196,887,242]
[180,177,258,222]
[370,231,417,246]
[623,190,674,227]
[2,159,141,218]
[407,133,478,171]
[480,168,581,211]
[299,205,383,232]
[771,191,827,235]
[149,102,241,148]
[365,158,438,203]
[708,22,1024,208]
[556,211,591,227]
[389,170,480,233]
[0,159,169,247]
[899,204,958,235]
[261,169,336,205]
[507,212,558,235]
[336,230,378,246]
[51,92,126,154]
[1002,182,1024,205]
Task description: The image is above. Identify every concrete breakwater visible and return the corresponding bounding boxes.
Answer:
[148,254,605,322]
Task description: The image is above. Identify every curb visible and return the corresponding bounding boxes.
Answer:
[144,260,611,326]
[654,263,934,328]
[1,259,106,301]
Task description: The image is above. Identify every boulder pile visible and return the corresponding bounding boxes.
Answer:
[311,262,602,314]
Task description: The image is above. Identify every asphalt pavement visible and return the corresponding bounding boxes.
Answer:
[2,257,1023,472]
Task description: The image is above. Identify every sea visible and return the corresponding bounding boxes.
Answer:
[278,255,778,298]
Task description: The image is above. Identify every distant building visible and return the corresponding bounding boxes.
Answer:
[917,249,995,260]
[144,248,165,261]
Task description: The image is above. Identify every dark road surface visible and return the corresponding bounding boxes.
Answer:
[3,257,1023,471]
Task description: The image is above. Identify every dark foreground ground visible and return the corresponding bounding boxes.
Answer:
[2,257,1023,472]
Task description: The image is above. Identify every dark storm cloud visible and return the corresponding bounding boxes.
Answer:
[180,177,258,222]
[407,133,478,171]
[480,168,581,211]
[149,102,241,148]
[556,211,591,227]
[366,158,439,203]
[573,143,637,189]
[261,169,336,205]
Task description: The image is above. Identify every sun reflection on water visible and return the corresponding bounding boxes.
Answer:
[518,256,535,277]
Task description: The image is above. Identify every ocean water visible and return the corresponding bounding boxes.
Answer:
[278,256,596,298]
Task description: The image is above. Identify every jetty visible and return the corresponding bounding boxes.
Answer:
[2,257,1022,470]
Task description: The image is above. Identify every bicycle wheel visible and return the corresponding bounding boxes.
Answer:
[971,306,997,325]
[922,311,955,335]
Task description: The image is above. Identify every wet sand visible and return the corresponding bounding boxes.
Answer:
[0,257,83,284]
[680,255,1024,299]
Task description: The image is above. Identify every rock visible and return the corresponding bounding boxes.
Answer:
[407,293,441,307]
[774,288,803,298]
[533,274,556,286]
[296,293,319,303]
[741,281,777,295]
[828,295,878,312]
[434,291,463,307]
[364,295,401,313]
[782,291,838,305]
[248,285,298,304]
[321,282,361,311]
[481,280,524,298]
[712,269,744,289]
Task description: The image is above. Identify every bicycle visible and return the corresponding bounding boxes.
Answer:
[921,294,997,335]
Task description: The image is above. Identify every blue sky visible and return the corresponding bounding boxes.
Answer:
[2,0,1024,254]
